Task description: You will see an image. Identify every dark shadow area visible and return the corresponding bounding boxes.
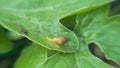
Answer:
[47,50,58,58]
[60,15,77,30]
[89,43,120,68]
[0,38,32,68]
[109,0,120,15]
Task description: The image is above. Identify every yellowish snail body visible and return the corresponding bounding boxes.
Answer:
[46,37,69,45]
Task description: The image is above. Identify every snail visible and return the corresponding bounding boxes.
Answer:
[46,36,69,45]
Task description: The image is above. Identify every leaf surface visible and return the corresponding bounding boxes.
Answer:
[0,0,113,52]
[38,39,113,68]
[14,43,47,68]
[15,5,115,68]
[74,5,120,65]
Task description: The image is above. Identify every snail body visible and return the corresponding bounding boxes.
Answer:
[46,37,69,45]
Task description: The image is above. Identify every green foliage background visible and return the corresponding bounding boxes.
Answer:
[0,0,120,68]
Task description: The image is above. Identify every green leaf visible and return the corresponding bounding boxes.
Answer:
[7,31,23,40]
[0,0,113,53]
[86,16,120,64]
[74,5,109,33]
[38,39,113,68]
[74,5,120,65]
[14,43,47,68]
[0,26,13,54]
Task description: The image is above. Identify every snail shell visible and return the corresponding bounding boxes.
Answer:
[46,37,69,45]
